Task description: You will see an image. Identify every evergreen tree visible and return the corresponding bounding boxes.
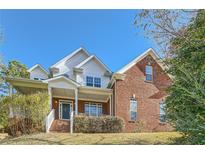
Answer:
[165,10,205,144]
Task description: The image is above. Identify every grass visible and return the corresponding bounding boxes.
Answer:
[0,132,182,145]
[0,133,8,140]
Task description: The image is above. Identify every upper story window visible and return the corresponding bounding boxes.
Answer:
[160,102,166,123]
[145,65,153,81]
[86,76,101,88]
[86,76,94,87]
[85,103,102,117]
[130,98,137,121]
[94,77,101,88]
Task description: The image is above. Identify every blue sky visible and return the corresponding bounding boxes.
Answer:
[0,10,155,72]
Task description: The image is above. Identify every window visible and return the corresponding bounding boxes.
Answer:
[130,98,137,121]
[34,77,44,81]
[160,103,166,122]
[86,76,93,87]
[94,77,101,87]
[145,65,153,81]
[85,103,102,116]
[86,76,101,88]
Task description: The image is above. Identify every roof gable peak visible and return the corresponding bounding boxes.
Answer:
[28,64,48,75]
[50,47,90,68]
[74,54,112,73]
[117,48,162,74]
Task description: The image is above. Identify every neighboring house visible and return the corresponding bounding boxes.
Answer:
[6,47,172,133]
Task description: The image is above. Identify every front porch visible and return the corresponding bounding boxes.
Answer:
[48,86,112,132]
[6,76,113,133]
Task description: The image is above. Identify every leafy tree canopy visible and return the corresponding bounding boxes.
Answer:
[0,60,29,96]
[6,60,29,79]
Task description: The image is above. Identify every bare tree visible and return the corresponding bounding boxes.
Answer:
[134,9,198,57]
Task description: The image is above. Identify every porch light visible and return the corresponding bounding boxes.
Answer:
[54,100,58,104]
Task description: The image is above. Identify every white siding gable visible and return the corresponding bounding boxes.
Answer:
[29,66,48,80]
[52,51,89,79]
[47,78,77,89]
[77,58,110,88]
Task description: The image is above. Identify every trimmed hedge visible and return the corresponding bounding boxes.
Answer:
[74,115,125,133]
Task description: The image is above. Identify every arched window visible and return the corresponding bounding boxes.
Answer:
[145,65,153,81]
[130,98,137,121]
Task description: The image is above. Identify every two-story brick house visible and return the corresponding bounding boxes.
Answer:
[7,47,172,132]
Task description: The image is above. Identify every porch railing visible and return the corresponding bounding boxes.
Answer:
[46,109,55,133]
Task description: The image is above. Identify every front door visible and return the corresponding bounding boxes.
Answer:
[59,101,72,120]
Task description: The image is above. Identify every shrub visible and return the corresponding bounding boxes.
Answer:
[74,115,125,133]
[134,120,147,133]
[0,92,49,136]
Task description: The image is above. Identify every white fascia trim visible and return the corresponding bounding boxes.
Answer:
[28,64,49,75]
[74,55,112,73]
[43,76,80,87]
[117,48,162,74]
[50,47,90,68]
[52,95,108,103]
[6,77,46,84]
[74,55,94,68]
[79,86,112,96]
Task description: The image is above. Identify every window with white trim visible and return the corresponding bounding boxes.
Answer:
[94,77,101,87]
[85,103,102,116]
[130,98,137,121]
[86,76,94,87]
[145,65,153,81]
[160,102,166,122]
[86,76,101,88]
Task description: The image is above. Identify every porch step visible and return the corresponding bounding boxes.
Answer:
[49,120,70,133]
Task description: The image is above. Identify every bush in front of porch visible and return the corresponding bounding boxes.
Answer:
[74,115,125,133]
[0,92,49,136]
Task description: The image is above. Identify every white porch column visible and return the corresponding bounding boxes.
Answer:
[109,95,112,116]
[75,88,78,115]
[48,86,52,110]
[9,84,13,96]
[9,84,13,118]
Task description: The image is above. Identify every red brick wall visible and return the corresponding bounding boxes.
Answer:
[111,83,116,116]
[114,55,173,132]
[52,98,109,119]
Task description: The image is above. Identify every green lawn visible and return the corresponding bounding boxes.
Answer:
[0,132,182,145]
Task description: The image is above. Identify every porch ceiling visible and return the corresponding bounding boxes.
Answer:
[78,93,109,102]
[52,86,112,102]
[52,88,75,98]
[6,77,48,94]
